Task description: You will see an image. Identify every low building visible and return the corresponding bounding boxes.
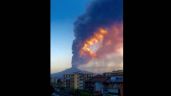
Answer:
[51,78,58,87]
[85,75,123,96]
[85,75,107,95]
[103,75,123,96]
[103,70,123,78]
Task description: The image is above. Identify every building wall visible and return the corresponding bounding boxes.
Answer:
[95,82,104,92]
[64,73,94,90]
[120,83,123,96]
[74,74,78,89]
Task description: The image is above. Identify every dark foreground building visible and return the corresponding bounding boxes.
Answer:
[85,72,123,96]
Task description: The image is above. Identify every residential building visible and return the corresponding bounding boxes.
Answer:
[85,75,123,96]
[103,75,123,96]
[85,75,107,95]
[103,70,123,78]
[63,72,94,89]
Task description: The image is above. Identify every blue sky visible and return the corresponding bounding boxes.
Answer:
[51,0,92,73]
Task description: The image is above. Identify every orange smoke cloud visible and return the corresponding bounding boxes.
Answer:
[80,28,108,58]
[80,23,123,59]
[78,23,123,73]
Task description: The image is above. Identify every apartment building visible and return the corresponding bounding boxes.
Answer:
[64,72,93,89]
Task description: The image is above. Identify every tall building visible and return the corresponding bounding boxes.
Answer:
[63,72,94,89]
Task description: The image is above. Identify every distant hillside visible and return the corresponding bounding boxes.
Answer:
[51,67,93,79]
[51,67,123,79]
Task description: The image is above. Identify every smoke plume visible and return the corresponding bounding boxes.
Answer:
[72,0,123,73]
